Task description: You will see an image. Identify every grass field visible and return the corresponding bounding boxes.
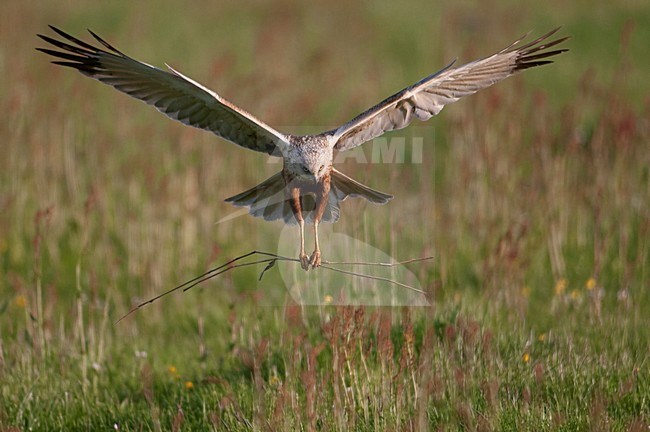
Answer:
[1,0,649,430]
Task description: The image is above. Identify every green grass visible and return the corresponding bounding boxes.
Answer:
[1,0,649,430]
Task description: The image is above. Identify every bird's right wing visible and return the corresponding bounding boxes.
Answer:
[37,26,289,156]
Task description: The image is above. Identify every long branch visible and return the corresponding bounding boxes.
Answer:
[115,250,432,324]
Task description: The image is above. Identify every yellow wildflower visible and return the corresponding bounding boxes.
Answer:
[538,333,546,342]
[167,365,180,379]
[269,375,281,387]
[323,295,333,304]
[585,278,596,291]
[554,279,567,296]
[184,381,193,389]
[522,353,531,363]
[13,295,27,308]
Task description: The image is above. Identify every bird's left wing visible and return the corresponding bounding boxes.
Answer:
[37,26,289,156]
[329,28,568,151]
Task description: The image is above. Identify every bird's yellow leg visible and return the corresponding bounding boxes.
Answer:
[298,219,310,271]
[309,221,321,268]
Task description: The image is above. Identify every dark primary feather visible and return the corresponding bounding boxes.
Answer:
[37,26,288,156]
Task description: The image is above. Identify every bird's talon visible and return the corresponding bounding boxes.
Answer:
[299,253,310,271]
[309,250,321,269]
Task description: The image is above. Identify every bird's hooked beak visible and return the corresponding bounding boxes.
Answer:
[302,164,328,182]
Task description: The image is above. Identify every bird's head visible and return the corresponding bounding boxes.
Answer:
[298,160,330,182]
[286,135,333,183]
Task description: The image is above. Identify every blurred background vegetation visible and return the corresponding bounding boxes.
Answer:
[1,0,648,430]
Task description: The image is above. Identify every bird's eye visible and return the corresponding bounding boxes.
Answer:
[303,167,310,174]
[318,165,324,173]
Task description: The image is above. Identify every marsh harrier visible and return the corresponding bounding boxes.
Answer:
[38,27,568,270]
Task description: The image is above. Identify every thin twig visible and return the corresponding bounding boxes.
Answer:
[116,251,283,324]
[115,250,432,324]
[182,258,279,292]
[323,256,434,266]
[319,265,426,294]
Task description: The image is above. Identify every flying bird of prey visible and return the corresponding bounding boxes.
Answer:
[38,26,568,270]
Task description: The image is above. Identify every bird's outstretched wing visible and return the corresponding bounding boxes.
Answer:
[329,28,569,151]
[37,26,288,156]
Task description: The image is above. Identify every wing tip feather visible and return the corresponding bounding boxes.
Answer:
[87,28,123,55]
[513,28,569,72]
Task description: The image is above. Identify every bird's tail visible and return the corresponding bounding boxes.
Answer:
[330,168,393,206]
[224,169,392,225]
[224,172,295,224]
